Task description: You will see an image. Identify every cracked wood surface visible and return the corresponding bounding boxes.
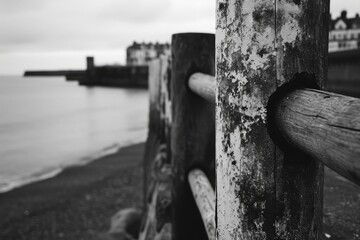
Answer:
[274,88,360,186]
[216,0,329,239]
[187,72,360,186]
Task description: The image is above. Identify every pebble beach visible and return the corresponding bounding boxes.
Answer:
[0,143,144,240]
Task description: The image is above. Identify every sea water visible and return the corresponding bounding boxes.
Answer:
[0,76,148,193]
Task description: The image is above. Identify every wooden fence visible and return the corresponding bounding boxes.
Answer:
[140,1,360,239]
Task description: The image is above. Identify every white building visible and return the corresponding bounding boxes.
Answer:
[126,42,171,66]
[329,11,360,52]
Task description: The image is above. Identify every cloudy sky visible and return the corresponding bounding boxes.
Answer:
[0,0,359,75]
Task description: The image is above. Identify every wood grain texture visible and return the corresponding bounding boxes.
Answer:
[274,88,360,186]
[188,73,216,103]
[141,56,173,240]
[186,74,360,185]
[188,169,216,240]
[159,55,172,164]
[144,59,162,208]
[171,33,215,240]
[216,0,329,239]
[139,145,172,240]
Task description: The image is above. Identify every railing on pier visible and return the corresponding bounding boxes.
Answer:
[140,1,360,239]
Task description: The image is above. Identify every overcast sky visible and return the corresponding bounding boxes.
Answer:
[0,0,359,75]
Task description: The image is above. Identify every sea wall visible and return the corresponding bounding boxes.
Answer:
[328,49,360,98]
[80,65,148,88]
[24,70,84,77]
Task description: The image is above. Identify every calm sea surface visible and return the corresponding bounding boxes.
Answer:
[0,76,148,193]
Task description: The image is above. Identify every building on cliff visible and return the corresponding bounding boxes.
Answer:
[126,42,170,66]
[329,11,360,52]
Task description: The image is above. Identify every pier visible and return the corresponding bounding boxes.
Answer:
[24,57,148,88]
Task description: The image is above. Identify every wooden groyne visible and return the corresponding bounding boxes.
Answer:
[141,1,360,239]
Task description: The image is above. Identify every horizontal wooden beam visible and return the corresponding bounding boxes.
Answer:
[273,88,360,186]
[188,169,215,240]
[188,73,215,103]
[188,73,360,185]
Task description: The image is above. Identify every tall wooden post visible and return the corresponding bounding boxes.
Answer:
[171,33,215,240]
[140,56,172,240]
[159,55,172,164]
[216,1,329,239]
[144,58,162,208]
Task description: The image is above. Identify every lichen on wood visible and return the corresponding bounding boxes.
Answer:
[216,0,328,239]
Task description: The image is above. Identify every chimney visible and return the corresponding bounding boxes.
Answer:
[356,13,359,18]
[341,10,347,19]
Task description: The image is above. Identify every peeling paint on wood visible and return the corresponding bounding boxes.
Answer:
[216,1,276,238]
[216,0,329,239]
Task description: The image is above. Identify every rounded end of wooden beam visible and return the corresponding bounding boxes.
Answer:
[171,30,215,240]
[188,73,216,103]
[267,72,320,159]
[171,33,215,97]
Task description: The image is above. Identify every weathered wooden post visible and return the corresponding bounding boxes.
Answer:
[216,1,329,239]
[140,55,172,240]
[159,55,173,164]
[171,33,215,240]
[144,58,163,206]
